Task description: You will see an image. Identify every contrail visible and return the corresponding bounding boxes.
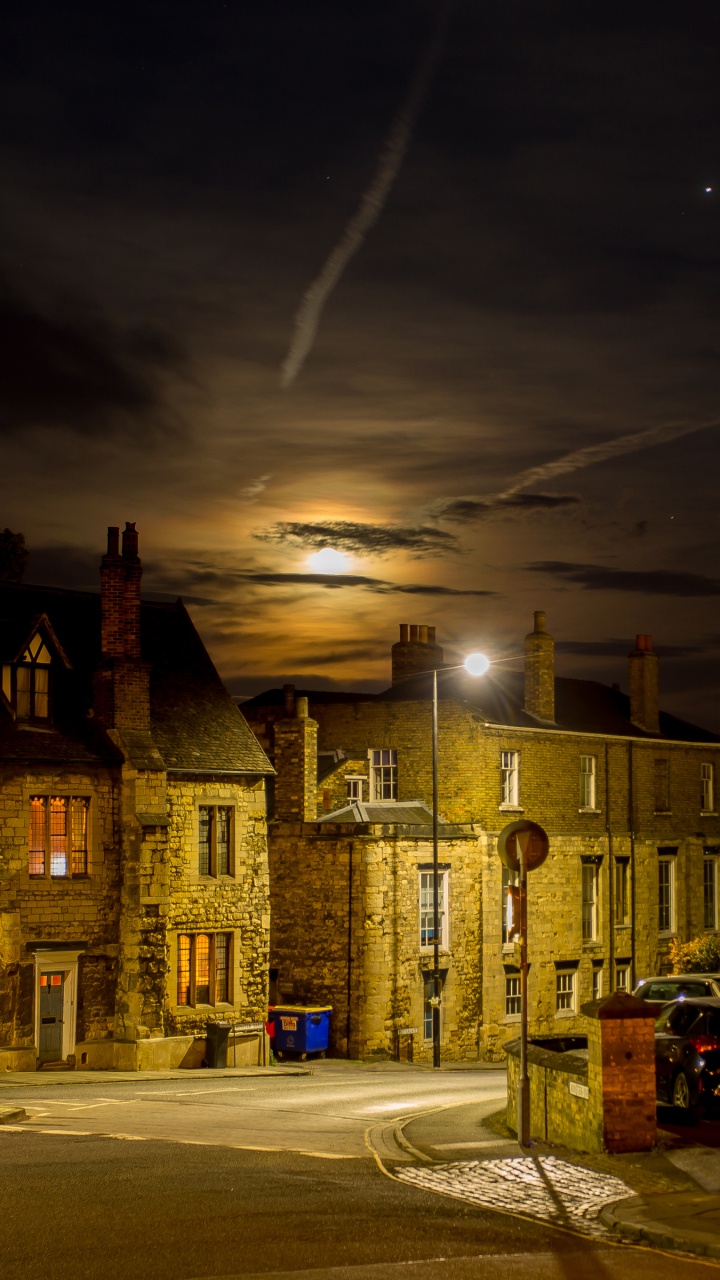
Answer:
[430,416,719,519]
[281,3,453,389]
[497,416,720,500]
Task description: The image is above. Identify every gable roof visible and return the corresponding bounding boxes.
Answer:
[0,581,272,772]
[242,669,720,744]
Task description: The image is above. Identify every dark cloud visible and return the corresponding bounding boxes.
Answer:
[632,520,649,538]
[256,520,458,557]
[529,562,720,597]
[0,282,183,437]
[238,571,494,597]
[556,638,703,658]
[437,494,580,523]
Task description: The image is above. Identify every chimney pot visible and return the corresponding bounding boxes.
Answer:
[296,696,309,720]
[427,626,436,643]
[629,633,659,732]
[399,624,409,643]
[409,625,419,642]
[283,683,296,716]
[419,624,429,644]
[106,526,120,557]
[121,521,139,559]
[524,609,555,721]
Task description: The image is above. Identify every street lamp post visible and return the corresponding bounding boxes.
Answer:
[431,653,489,1069]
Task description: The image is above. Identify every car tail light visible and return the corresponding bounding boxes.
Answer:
[689,1036,720,1054]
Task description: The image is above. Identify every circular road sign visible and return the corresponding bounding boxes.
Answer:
[498,819,549,872]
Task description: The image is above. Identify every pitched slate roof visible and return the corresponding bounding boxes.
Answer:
[0,582,272,772]
[317,800,467,833]
[242,668,719,744]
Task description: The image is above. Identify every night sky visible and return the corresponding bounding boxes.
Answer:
[2,2,720,728]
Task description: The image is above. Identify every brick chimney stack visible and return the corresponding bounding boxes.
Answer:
[628,634,660,734]
[524,610,555,722]
[95,522,151,731]
[273,694,318,822]
[391,623,444,686]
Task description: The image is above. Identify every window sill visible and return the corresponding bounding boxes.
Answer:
[578,808,601,815]
[582,941,602,950]
[503,1014,521,1024]
[701,812,718,818]
[555,1009,577,1019]
[658,932,677,941]
[614,923,631,931]
[654,811,672,817]
[499,805,523,813]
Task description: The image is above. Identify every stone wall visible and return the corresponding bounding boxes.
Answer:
[269,819,481,1061]
[506,1037,600,1152]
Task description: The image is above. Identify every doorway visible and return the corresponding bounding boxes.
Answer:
[39,972,65,1063]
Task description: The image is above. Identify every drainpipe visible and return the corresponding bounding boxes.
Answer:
[606,742,614,992]
[628,741,637,989]
[346,841,353,1058]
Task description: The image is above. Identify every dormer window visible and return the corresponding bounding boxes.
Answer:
[2,633,52,721]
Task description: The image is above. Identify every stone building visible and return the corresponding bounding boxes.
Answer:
[242,616,720,1062]
[0,524,272,1071]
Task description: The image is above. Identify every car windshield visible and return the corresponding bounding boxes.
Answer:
[655,1003,704,1035]
[643,980,710,1001]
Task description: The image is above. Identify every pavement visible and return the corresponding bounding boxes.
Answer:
[372,1093,720,1263]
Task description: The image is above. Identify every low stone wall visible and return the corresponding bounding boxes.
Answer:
[506,1036,603,1153]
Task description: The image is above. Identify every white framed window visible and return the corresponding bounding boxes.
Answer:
[422,972,444,1042]
[419,869,449,949]
[592,967,603,1001]
[579,755,597,810]
[581,862,599,942]
[346,776,365,802]
[701,763,716,813]
[704,852,718,931]
[505,975,521,1018]
[556,970,576,1014]
[614,858,630,925]
[369,749,397,801]
[658,854,676,935]
[615,965,629,992]
[500,751,519,807]
[177,932,233,1007]
[29,795,90,877]
[198,805,233,877]
[654,759,670,812]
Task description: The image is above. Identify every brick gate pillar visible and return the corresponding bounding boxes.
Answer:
[582,991,659,1153]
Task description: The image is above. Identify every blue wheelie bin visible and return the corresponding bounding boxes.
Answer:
[272,1006,331,1059]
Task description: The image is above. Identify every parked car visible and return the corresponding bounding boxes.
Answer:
[634,973,720,1002]
[654,996,720,1113]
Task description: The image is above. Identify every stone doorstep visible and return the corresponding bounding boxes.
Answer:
[0,1107,27,1124]
[600,1190,720,1260]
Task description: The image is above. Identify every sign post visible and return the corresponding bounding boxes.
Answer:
[498,819,549,1148]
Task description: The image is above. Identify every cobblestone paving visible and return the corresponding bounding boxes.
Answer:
[398,1155,636,1238]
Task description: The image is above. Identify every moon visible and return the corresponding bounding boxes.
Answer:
[307,547,350,574]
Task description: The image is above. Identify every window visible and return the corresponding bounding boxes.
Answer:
[29,796,89,876]
[3,634,52,721]
[369,749,397,801]
[579,755,597,810]
[581,862,598,941]
[501,864,518,944]
[556,970,576,1014]
[500,751,519,807]
[346,776,365,802]
[615,966,629,992]
[592,967,603,1001]
[505,975,521,1018]
[658,854,675,934]
[176,932,233,1006]
[422,972,444,1041]
[614,859,630,926]
[198,806,232,877]
[702,763,716,813]
[419,869,448,949]
[704,852,718,931]
[654,759,670,812]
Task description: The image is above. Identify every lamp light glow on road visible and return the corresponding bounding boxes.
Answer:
[464,652,490,676]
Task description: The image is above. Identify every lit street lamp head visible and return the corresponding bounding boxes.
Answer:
[464,652,490,677]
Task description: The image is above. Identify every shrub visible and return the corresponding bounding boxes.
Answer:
[670,934,720,974]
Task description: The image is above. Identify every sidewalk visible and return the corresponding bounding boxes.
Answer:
[387,1098,720,1262]
[0,1064,310,1089]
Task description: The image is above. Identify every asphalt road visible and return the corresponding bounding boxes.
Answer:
[0,1062,508,1157]
[0,1064,717,1280]
[0,1130,715,1280]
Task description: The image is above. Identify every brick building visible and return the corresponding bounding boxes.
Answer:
[243,616,720,1062]
[0,524,272,1071]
